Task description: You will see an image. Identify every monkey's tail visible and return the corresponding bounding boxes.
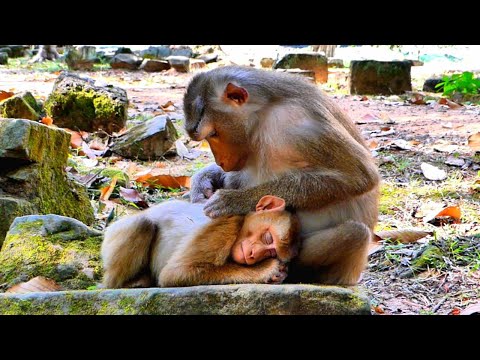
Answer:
[101,215,157,289]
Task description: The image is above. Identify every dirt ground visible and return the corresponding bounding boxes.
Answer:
[1,62,479,315]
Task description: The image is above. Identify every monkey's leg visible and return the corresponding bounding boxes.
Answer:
[102,217,157,289]
[158,259,287,287]
[296,221,371,285]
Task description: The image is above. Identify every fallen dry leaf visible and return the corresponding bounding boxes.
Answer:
[366,139,379,149]
[438,97,462,109]
[392,139,413,150]
[6,276,61,293]
[41,116,53,126]
[375,229,432,244]
[160,100,175,111]
[467,132,480,152]
[64,128,89,149]
[461,302,480,315]
[118,187,149,208]
[133,168,191,189]
[368,241,384,256]
[175,139,190,158]
[434,206,461,223]
[100,177,118,201]
[449,307,461,315]
[421,162,447,181]
[82,141,106,159]
[373,305,385,314]
[0,90,14,101]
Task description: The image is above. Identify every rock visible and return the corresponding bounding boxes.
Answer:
[44,72,128,133]
[110,53,143,70]
[260,57,275,68]
[65,46,96,70]
[139,46,172,59]
[110,115,179,160]
[275,68,316,82]
[166,56,190,72]
[0,284,371,314]
[114,47,133,55]
[0,47,12,56]
[409,60,424,66]
[423,78,444,93]
[0,53,8,65]
[274,52,328,83]
[350,60,412,95]
[198,53,218,64]
[190,59,206,71]
[139,59,171,72]
[8,45,26,58]
[0,118,95,245]
[0,91,40,120]
[0,196,35,247]
[328,58,344,68]
[170,45,193,58]
[0,215,102,291]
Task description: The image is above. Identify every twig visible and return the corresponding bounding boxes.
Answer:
[432,297,448,313]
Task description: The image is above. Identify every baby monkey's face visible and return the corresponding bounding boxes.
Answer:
[231,210,300,266]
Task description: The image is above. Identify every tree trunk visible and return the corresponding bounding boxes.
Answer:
[29,45,60,63]
[312,45,336,57]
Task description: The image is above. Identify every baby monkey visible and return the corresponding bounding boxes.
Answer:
[101,195,300,288]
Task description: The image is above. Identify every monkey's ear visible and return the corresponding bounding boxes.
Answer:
[255,195,286,212]
[223,83,249,105]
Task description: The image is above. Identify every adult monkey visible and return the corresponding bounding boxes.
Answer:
[183,66,380,285]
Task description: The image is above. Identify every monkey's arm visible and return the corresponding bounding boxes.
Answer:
[159,258,287,287]
[189,163,246,203]
[204,164,380,218]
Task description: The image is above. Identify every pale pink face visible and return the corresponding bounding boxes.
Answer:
[231,210,299,266]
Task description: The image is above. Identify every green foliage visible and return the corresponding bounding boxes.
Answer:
[436,71,480,97]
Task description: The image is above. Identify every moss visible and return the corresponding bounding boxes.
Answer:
[0,197,36,247]
[0,93,40,120]
[99,168,130,187]
[0,220,103,290]
[44,85,126,133]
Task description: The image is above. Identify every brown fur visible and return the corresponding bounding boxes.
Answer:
[101,200,299,288]
[184,66,381,285]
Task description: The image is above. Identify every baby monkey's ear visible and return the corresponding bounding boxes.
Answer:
[222,83,249,106]
[255,195,286,212]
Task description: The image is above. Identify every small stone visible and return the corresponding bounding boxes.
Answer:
[170,45,193,58]
[110,53,143,70]
[139,59,170,72]
[423,78,444,93]
[260,57,275,68]
[198,53,218,64]
[190,59,206,71]
[445,156,465,167]
[167,56,190,73]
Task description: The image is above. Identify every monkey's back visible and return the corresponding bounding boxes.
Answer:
[146,200,210,278]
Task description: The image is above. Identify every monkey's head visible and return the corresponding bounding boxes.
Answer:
[231,195,301,266]
[184,67,269,172]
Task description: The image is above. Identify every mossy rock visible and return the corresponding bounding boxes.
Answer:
[350,60,412,95]
[0,92,41,120]
[274,52,328,83]
[0,215,103,291]
[0,119,95,233]
[0,284,371,315]
[44,72,128,134]
[0,196,36,247]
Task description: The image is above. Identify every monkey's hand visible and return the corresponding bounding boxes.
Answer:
[204,189,254,218]
[260,259,288,284]
[190,163,226,203]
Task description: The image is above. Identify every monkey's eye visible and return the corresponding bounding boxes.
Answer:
[263,232,273,245]
[208,130,218,138]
